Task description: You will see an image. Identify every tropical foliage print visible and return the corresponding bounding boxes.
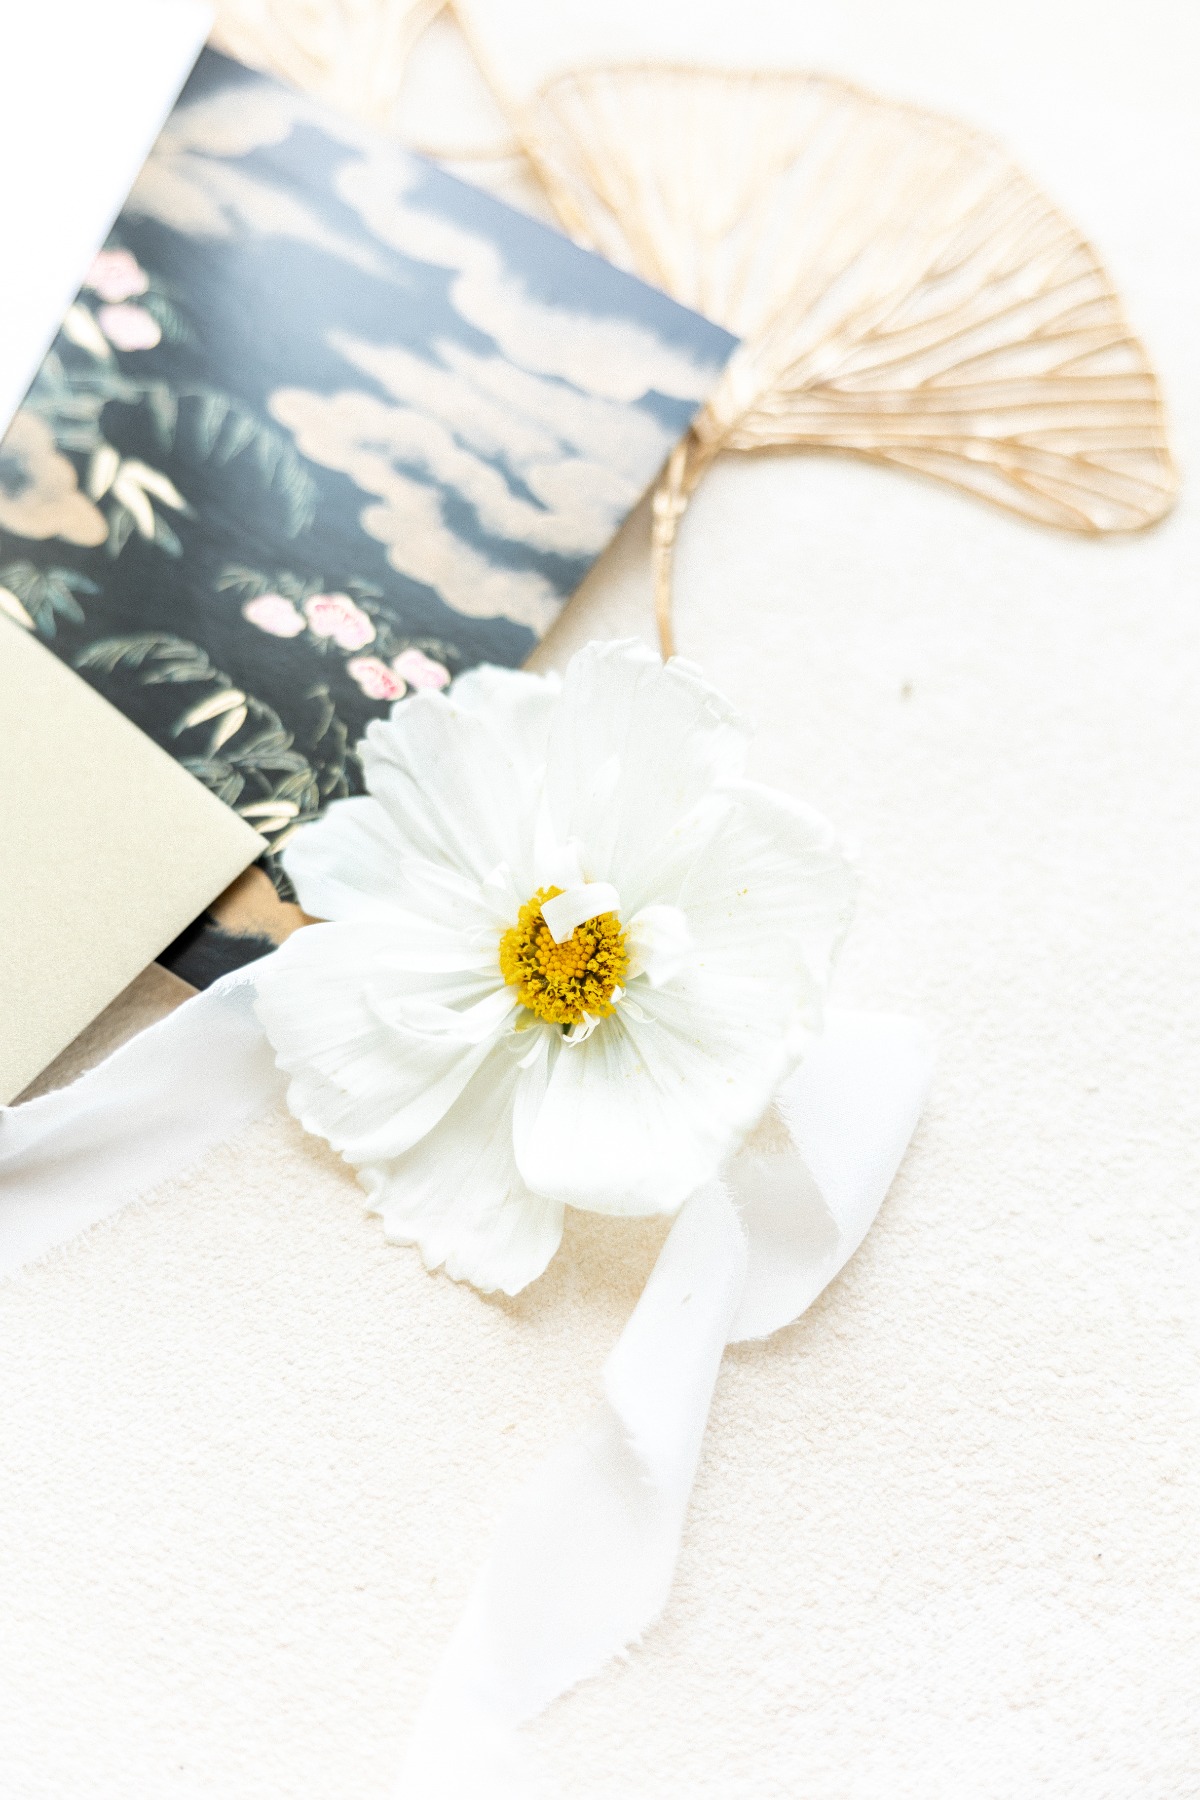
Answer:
[74,632,342,857]
[0,237,461,893]
[0,47,734,935]
[0,562,97,637]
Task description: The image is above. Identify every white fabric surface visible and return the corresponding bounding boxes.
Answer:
[1,2,1197,1796]
[0,954,931,1790]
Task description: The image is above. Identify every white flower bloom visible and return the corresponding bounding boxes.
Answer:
[254,640,856,1295]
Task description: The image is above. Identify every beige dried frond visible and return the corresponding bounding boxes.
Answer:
[210,0,446,129]
[210,0,522,165]
[522,66,1178,651]
[197,16,1179,655]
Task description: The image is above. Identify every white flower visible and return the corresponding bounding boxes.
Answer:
[254,640,856,1295]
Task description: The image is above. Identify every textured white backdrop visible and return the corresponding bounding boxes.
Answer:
[1,2,1197,1795]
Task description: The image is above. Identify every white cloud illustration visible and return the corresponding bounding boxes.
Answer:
[270,386,561,631]
[127,69,730,634]
[127,78,725,406]
[125,81,387,274]
[273,325,684,626]
[336,151,723,405]
[333,332,676,483]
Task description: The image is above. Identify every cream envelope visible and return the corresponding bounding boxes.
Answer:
[0,619,261,1102]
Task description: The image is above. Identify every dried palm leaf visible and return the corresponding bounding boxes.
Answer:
[210,0,521,165]
[519,65,1178,652]
[210,0,447,131]
[203,9,1178,654]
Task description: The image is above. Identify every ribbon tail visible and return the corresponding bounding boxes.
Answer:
[730,1008,936,1342]
[401,1008,934,1794]
[400,1178,747,1797]
[0,968,285,1277]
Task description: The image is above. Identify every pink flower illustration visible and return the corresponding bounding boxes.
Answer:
[85,249,148,303]
[348,656,405,701]
[392,646,450,690]
[304,592,375,650]
[97,303,161,351]
[243,593,306,638]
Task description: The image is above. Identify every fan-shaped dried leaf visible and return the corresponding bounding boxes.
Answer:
[524,65,1177,550]
[201,12,1179,650]
[211,0,445,128]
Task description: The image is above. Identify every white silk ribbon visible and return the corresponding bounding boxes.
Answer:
[0,977,932,1793]
[0,968,285,1278]
[399,1010,933,1795]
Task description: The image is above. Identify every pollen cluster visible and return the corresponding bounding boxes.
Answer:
[499,886,628,1027]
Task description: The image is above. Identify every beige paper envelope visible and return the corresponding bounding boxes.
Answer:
[0,620,262,1102]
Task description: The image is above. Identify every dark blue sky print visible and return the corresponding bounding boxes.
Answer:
[0,46,736,943]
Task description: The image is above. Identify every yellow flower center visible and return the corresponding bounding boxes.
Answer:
[498,886,629,1027]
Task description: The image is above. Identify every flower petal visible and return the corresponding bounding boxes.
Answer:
[363,1043,563,1295]
[283,796,414,923]
[361,688,544,890]
[676,779,857,1039]
[544,640,749,907]
[449,663,559,779]
[517,782,855,1217]
[626,903,692,986]
[283,796,509,955]
[254,922,510,1166]
[515,1006,728,1216]
[541,882,621,944]
[373,984,517,1041]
